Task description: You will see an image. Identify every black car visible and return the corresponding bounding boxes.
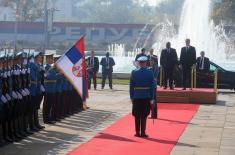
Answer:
[159,61,235,90]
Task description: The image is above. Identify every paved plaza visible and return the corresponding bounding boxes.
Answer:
[0,85,235,155]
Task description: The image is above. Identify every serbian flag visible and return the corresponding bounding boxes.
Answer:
[55,36,88,102]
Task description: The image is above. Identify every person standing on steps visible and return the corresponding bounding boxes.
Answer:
[180,39,196,90]
[160,42,178,90]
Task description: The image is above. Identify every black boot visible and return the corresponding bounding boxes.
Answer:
[0,124,7,146]
[2,122,13,143]
[134,117,141,137]
[34,110,45,130]
[29,113,39,132]
[141,118,148,138]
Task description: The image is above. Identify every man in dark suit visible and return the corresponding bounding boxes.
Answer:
[86,51,99,90]
[147,48,158,67]
[196,51,210,73]
[180,39,196,90]
[160,42,178,89]
[135,48,147,61]
[100,52,115,89]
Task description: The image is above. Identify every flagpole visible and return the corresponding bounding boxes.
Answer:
[14,1,20,52]
[44,0,48,54]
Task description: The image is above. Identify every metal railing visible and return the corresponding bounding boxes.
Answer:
[214,69,218,92]
[159,65,218,91]
[160,66,163,87]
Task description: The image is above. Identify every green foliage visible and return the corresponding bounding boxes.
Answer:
[0,0,45,21]
[212,0,235,24]
[73,0,153,24]
[73,0,184,24]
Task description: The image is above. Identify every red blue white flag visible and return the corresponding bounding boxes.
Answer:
[55,36,88,101]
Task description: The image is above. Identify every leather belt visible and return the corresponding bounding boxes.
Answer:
[44,80,56,83]
[134,87,150,90]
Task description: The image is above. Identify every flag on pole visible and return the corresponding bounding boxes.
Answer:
[55,36,88,103]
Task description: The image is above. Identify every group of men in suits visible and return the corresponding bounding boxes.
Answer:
[160,39,210,90]
[86,51,115,90]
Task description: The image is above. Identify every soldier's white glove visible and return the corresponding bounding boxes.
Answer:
[150,100,155,105]
[41,66,45,71]
[40,85,45,92]
[7,70,11,77]
[17,92,23,99]
[21,69,26,74]
[5,93,11,101]
[12,91,18,99]
[23,59,27,65]
[3,72,7,78]
[27,68,30,74]
[18,69,21,75]
[24,88,30,95]
[13,70,17,75]
[21,89,27,97]
[1,95,8,103]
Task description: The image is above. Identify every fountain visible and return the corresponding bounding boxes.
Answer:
[109,0,235,73]
[153,0,235,69]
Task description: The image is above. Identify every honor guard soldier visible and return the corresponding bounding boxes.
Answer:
[61,76,70,117]
[148,55,159,119]
[29,52,45,130]
[0,52,8,144]
[13,52,27,139]
[20,52,32,134]
[130,56,155,137]
[9,52,24,141]
[1,52,13,143]
[54,55,64,121]
[43,53,58,124]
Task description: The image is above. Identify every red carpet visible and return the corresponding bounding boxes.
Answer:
[67,103,199,155]
[158,87,215,93]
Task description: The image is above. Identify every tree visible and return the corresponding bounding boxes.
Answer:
[212,0,235,25]
[0,0,46,21]
[73,0,156,24]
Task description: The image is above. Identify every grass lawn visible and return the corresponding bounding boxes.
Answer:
[95,78,129,85]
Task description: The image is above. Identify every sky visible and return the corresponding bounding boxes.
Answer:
[146,0,166,6]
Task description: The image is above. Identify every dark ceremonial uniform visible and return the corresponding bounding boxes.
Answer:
[13,60,26,138]
[29,53,44,130]
[36,57,45,129]
[68,83,74,114]
[62,77,70,117]
[20,53,32,134]
[8,54,25,140]
[130,63,154,137]
[43,64,57,123]
[180,46,196,89]
[148,57,159,119]
[55,69,63,120]
[2,55,16,141]
[160,48,178,89]
[86,56,99,90]
[196,56,210,73]
[29,60,38,130]
[1,57,12,142]
[0,55,7,143]
[100,56,115,89]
